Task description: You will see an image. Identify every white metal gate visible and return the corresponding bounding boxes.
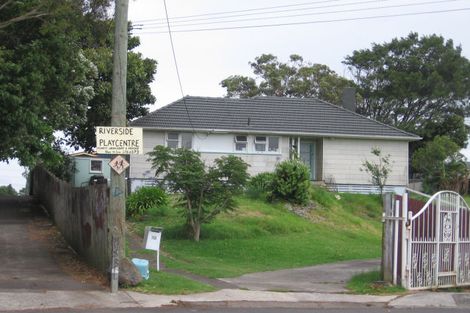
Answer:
[402,191,470,289]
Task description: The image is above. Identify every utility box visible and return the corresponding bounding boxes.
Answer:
[143,226,163,271]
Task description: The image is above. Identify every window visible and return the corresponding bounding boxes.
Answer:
[235,135,247,151]
[268,136,279,152]
[166,132,192,149]
[90,160,103,173]
[254,136,279,152]
[181,133,193,149]
[255,136,267,152]
[167,132,179,148]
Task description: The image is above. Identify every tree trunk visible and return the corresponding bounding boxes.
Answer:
[193,223,201,242]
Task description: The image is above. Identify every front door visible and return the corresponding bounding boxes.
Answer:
[300,142,316,180]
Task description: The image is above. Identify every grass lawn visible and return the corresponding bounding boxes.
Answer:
[130,269,216,295]
[129,187,383,279]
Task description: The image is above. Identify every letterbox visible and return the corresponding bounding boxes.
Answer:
[143,226,162,251]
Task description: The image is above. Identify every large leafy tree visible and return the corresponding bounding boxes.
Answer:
[221,54,353,104]
[344,33,470,149]
[66,37,157,151]
[0,0,157,164]
[412,136,469,194]
[0,0,98,165]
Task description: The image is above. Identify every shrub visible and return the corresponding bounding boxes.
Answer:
[246,172,274,199]
[126,186,168,219]
[271,160,311,204]
[147,146,249,241]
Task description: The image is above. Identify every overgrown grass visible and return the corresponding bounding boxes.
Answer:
[130,269,215,295]
[129,186,383,279]
[347,270,406,295]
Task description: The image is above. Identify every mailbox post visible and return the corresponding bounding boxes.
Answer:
[143,226,162,271]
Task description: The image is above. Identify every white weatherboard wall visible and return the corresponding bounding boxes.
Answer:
[194,133,289,176]
[322,138,409,186]
[129,131,290,188]
[129,130,165,180]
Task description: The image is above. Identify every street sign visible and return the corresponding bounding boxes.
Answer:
[109,155,129,175]
[95,126,143,154]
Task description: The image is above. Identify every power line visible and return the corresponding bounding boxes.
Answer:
[134,0,347,23]
[135,0,397,26]
[162,0,198,135]
[135,0,457,30]
[133,7,470,35]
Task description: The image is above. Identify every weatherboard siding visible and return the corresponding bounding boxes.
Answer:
[129,131,290,181]
[198,135,289,175]
[322,138,409,186]
[129,130,165,179]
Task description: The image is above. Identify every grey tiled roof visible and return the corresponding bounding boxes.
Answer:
[131,96,419,140]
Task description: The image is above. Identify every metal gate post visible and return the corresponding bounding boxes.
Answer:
[393,199,400,285]
[401,191,408,288]
[434,194,441,288]
[455,196,461,285]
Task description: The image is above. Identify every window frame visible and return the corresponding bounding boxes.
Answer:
[253,135,280,153]
[254,136,267,152]
[166,132,193,149]
[234,135,248,152]
[267,136,280,152]
[89,159,103,173]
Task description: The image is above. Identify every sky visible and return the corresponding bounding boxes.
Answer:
[1,0,470,192]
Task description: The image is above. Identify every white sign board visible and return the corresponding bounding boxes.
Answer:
[143,226,162,251]
[95,126,143,155]
[109,155,130,175]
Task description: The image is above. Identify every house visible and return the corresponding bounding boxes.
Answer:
[129,96,420,193]
[69,152,112,187]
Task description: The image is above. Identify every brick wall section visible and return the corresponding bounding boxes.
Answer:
[31,166,110,274]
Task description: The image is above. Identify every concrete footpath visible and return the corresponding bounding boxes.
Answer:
[0,288,470,311]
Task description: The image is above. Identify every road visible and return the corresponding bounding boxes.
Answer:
[0,307,468,313]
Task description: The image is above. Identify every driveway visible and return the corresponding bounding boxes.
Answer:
[220,259,380,293]
[0,196,103,291]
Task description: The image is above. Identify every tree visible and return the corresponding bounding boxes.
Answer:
[0,0,47,30]
[221,54,354,104]
[65,41,157,151]
[344,33,470,150]
[361,148,392,196]
[148,146,249,241]
[0,0,157,165]
[412,136,469,194]
[0,184,17,196]
[0,0,111,166]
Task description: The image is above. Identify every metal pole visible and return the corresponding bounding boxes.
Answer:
[110,0,129,293]
[401,192,408,288]
[393,199,400,285]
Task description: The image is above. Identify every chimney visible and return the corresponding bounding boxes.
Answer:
[341,87,356,112]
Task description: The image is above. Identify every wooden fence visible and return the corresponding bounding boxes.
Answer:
[30,166,110,274]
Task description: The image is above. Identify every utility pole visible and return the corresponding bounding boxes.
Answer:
[110,0,129,293]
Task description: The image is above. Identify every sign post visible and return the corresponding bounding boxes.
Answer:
[95,126,143,292]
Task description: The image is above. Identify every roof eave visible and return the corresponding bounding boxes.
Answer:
[137,126,421,141]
